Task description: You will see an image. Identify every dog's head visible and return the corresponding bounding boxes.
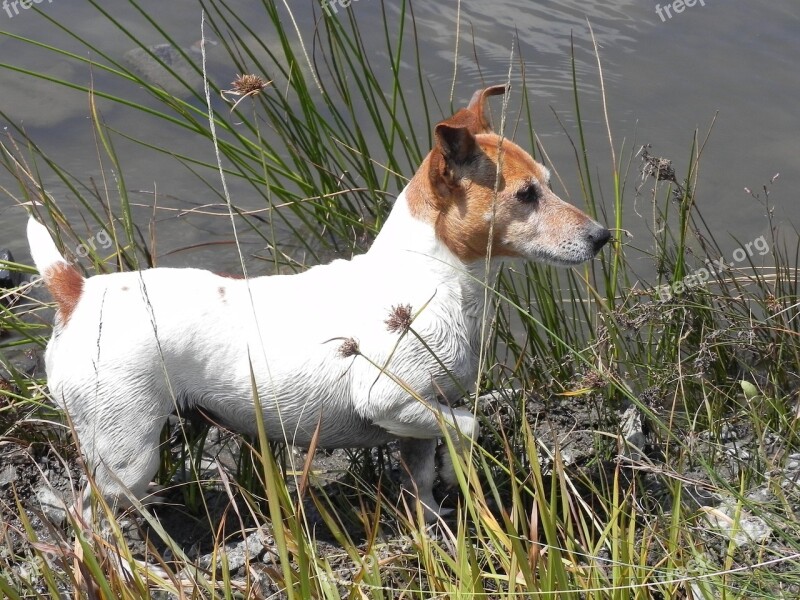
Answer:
[408,84,610,266]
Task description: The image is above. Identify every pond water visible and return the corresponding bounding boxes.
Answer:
[0,0,797,274]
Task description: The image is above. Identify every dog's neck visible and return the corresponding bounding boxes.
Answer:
[368,186,497,309]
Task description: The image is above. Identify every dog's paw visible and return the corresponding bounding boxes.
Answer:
[142,482,168,507]
[397,487,452,523]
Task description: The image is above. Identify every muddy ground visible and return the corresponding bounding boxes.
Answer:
[2,369,799,598]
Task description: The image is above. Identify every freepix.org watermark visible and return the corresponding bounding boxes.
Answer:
[656,235,769,301]
[320,0,362,17]
[655,0,706,23]
[3,0,53,19]
[75,230,113,258]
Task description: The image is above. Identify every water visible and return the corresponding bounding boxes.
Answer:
[0,0,798,273]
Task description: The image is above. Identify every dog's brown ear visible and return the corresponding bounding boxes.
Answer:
[431,84,508,163]
[428,123,477,197]
[465,84,508,134]
[427,84,509,194]
[434,123,476,165]
[436,83,509,136]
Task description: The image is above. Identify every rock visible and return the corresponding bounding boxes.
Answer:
[477,389,520,404]
[1,61,89,128]
[35,485,68,527]
[0,249,21,290]
[0,464,17,488]
[195,529,266,574]
[787,453,800,472]
[746,487,773,504]
[702,500,772,547]
[620,405,646,460]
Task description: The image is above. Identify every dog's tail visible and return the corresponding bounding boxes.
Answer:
[27,217,84,322]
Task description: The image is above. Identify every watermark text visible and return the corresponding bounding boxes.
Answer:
[3,0,53,19]
[320,0,362,17]
[75,230,113,258]
[656,235,769,301]
[655,0,706,23]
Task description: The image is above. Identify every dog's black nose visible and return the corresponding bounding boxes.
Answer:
[589,225,611,254]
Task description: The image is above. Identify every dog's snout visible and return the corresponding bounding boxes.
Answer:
[589,224,611,254]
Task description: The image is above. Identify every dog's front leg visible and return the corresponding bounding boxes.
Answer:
[379,402,479,521]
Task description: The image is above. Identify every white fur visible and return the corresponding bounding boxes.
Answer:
[27,217,67,273]
[30,191,487,519]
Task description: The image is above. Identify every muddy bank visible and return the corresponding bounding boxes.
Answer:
[1,378,798,596]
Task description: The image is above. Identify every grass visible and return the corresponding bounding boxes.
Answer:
[2,1,800,598]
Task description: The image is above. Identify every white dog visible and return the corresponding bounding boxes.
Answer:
[27,85,609,520]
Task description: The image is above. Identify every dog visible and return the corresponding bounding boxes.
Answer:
[27,84,610,521]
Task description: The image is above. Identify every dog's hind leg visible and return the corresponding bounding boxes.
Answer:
[60,385,173,520]
[398,438,440,521]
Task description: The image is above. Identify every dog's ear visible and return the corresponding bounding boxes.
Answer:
[429,123,478,195]
[436,84,509,137]
[428,84,509,194]
[465,84,508,134]
[434,122,477,165]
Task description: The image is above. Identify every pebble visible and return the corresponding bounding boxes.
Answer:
[704,500,772,547]
[0,249,21,290]
[195,530,266,573]
[724,446,750,461]
[0,465,17,488]
[559,449,574,466]
[34,486,68,527]
[719,423,737,442]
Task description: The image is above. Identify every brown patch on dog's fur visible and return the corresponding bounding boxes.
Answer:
[406,85,599,263]
[217,272,245,280]
[45,263,84,325]
[407,134,551,262]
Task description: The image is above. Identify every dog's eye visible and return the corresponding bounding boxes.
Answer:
[516,184,541,204]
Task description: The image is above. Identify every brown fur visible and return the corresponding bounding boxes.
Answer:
[46,263,84,325]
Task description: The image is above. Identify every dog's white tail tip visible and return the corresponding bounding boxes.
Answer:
[27,217,67,275]
[27,217,85,322]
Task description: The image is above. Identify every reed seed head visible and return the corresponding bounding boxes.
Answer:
[385,304,413,334]
[338,337,360,358]
[230,74,270,96]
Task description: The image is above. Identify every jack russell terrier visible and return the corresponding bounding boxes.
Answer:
[27,85,610,521]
